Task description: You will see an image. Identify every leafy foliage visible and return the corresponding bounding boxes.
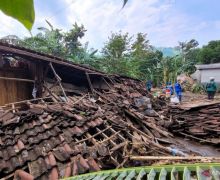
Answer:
[21,22,65,56]
[101,32,131,74]
[0,0,35,30]
[191,83,205,93]
[197,40,220,64]
[3,18,220,86]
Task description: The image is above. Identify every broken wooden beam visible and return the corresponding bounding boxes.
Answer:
[130,156,220,161]
[49,62,68,101]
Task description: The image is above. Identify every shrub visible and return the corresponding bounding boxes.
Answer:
[191,83,205,93]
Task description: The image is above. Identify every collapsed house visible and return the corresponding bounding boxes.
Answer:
[0,42,219,179]
[0,42,109,105]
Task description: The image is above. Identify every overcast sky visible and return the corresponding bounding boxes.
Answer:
[0,0,220,49]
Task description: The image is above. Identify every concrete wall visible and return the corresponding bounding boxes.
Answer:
[200,69,220,83]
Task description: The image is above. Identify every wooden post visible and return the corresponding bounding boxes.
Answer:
[12,104,16,113]
[49,62,68,101]
[85,72,94,93]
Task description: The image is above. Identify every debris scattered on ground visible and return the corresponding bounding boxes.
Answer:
[169,101,220,145]
[1,78,215,179]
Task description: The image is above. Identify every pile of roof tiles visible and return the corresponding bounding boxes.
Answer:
[168,102,220,145]
[0,78,194,179]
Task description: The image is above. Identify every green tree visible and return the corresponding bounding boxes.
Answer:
[129,33,153,78]
[21,21,65,57]
[177,39,199,63]
[176,39,199,75]
[198,40,220,64]
[131,33,151,58]
[20,22,90,61]
[64,23,87,59]
[138,50,163,84]
[101,31,132,74]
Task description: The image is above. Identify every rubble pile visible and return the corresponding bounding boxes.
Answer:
[169,102,220,145]
[0,78,217,179]
[0,78,180,179]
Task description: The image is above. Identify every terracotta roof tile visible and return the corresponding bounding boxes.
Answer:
[63,163,72,178]
[0,97,107,179]
[87,157,100,172]
[53,146,70,162]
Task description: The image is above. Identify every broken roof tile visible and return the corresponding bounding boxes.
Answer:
[53,146,70,162]
[47,104,63,112]
[72,126,84,136]
[48,152,57,167]
[28,157,49,178]
[63,110,75,118]
[63,143,73,155]
[49,167,59,180]
[87,157,100,172]
[71,157,78,176]
[17,139,25,151]
[14,170,34,180]
[63,163,72,178]
[76,155,89,174]
[29,107,44,115]
[0,78,186,179]
[1,112,15,122]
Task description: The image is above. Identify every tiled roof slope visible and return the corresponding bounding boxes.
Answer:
[0,101,105,179]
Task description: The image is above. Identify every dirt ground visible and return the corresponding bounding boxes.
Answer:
[181,91,220,103]
[152,87,220,107]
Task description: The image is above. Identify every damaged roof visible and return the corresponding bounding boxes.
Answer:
[0,77,215,179]
[0,102,104,179]
[0,78,175,179]
[0,42,105,75]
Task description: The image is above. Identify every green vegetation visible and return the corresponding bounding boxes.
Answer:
[191,83,205,94]
[1,0,220,84]
[0,0,35,30]
[64,163,220,180]
[197,40,220,64]
[3,22,220,85]
[0,0,128,31]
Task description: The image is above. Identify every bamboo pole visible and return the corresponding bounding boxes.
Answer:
[49,62,68,101]
[130,156,220,161]
[74,126,111,145]
[0,96,52,108]
[0,76,34,83]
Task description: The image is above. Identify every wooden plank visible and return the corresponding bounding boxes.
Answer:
[0,76,34,83]
[130,156,220,161]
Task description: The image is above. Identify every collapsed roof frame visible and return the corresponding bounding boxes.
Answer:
[0,42,116,106]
